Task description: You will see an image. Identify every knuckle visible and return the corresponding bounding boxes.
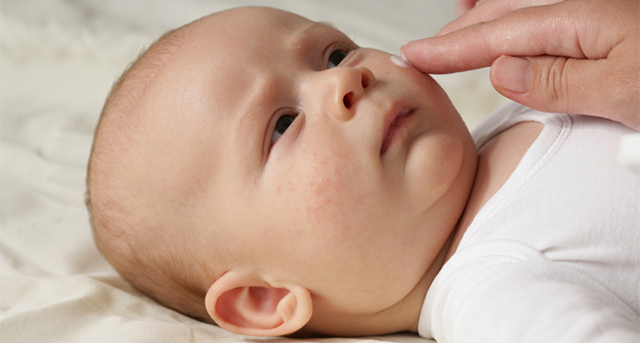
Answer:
[472,22,492,54]
[532,56,571,112]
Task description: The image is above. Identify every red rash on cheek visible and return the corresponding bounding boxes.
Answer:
[299,150,353,226]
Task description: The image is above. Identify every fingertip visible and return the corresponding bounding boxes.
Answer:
[399,38,449,74]
[398,53,415,69]
[401,37,435,54]
[400,40,418,61]
[401,40,413,49]
[399,41,412,57]
[401,39,422,53]
[399,42,430,73]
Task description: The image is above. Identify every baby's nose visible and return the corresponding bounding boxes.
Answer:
[330,66,376,121]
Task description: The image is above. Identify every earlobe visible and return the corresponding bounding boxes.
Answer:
[204,270,313,337]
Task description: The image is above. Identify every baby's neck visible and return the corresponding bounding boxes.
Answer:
[405,232,455,332]
[299,233,453,337]
[445,121,543,261]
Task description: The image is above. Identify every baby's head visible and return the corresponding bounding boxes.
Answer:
[87,6,477,337]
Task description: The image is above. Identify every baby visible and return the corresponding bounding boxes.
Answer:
[86,6,639,342]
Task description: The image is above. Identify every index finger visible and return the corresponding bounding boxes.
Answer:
[442,0,562,37]
[401,2,594,74]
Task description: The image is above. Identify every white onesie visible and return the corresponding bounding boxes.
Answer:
[418,103,640,343]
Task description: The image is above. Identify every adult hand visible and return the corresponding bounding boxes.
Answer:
[401,0,639,131]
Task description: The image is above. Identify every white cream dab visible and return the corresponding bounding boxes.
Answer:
[390,54,410,68]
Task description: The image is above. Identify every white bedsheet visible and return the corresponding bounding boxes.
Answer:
[0,1,505,342]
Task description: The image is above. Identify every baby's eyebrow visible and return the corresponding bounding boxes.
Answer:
[298,21,339,42]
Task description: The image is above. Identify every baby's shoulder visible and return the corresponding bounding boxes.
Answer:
[474,120,542,212]
[450,119,542,258]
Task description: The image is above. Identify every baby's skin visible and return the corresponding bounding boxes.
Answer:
[89,6,540,337]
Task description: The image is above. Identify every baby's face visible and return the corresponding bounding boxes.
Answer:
[130,7,476,322]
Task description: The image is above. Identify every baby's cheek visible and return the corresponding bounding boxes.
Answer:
[406,129,465,205]
[295,148,365,233]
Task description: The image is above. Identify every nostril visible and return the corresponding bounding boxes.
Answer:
[361,72,371,89]
[343,92,353,109]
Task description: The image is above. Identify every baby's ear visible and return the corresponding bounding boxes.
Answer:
[204,270,313,336]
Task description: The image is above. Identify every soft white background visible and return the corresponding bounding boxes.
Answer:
[1,1,505,342]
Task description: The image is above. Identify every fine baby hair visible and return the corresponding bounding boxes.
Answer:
[87,5,477,337]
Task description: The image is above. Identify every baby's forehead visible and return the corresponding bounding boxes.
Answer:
[182,7,351,71]
[193,7,314,41]
[156,8,327,115]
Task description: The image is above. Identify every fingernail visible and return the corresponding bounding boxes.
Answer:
[496,56,531,94]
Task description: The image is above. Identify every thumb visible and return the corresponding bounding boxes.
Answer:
[490,55,606,116]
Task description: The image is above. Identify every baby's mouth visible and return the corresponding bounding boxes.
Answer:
[380,105,415,155]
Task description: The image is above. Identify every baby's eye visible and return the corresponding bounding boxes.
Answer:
[271,114,296,145]
[327,49,348,69]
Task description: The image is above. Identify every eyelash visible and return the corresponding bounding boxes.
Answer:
[325,41,353,69]
[271,110,298,146]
